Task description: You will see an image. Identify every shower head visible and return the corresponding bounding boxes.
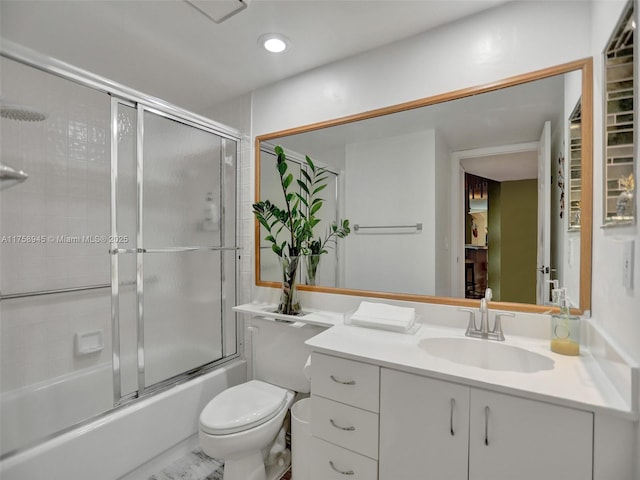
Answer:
[1,103,47,122]
[0,163,29,190]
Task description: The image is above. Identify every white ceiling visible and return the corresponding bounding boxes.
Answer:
[0,0,510,114]
[461,150,539,181]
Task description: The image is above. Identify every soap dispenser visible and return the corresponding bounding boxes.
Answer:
[550,288,580,356]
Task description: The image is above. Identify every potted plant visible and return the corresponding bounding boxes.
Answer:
[253,146,350,314]
[305,220,351,285]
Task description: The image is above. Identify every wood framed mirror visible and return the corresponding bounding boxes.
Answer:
[255,58,593,314]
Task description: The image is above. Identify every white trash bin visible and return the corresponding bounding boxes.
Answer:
[291,398,311,480]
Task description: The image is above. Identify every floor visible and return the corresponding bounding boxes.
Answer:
[120,435,292,480]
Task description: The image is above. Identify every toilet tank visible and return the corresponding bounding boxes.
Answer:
[249,317,325,393]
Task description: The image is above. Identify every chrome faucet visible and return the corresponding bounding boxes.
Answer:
[479,287,492,334]
[459,288,513,341]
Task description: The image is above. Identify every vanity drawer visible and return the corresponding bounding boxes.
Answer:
[311,395,379,459]
[311,352,380,412]
[310,436,378,480]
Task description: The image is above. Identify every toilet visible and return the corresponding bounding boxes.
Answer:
[199,317,322,480]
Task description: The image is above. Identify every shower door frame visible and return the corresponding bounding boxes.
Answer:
[1,41,243,409]
[111,99,241,403]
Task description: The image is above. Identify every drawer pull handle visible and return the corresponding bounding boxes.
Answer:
[484,406,490,446]
[450,398,456,436]
[329,460,355,476]
[330,375,356,385]
[330,418,356,431]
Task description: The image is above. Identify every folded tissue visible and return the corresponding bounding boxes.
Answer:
[349,301,418,333]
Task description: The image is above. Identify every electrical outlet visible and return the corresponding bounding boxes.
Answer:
[622,240,634,289]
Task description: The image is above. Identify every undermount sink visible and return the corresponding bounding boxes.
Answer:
[418,337,555,373]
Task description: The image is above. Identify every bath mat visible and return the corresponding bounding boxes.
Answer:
[148,448,224,480]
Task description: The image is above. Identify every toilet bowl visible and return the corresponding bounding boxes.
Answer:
[198,317,324,480]
[199,380,295,480]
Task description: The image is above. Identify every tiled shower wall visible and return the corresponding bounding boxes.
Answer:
[0,57,112,392]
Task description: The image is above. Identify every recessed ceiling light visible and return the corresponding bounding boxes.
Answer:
[259,33,289,53]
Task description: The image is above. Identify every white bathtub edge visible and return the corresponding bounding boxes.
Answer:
[0,359,247,480]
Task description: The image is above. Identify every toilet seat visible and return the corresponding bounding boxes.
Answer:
[199,380,289,435]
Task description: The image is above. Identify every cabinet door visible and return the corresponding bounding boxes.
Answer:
[379,368,470,480]
[469,389,593,480]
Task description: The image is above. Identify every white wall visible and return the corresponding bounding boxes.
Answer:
[590,0,640,362]
[0,57,111,394]
[252,2,591,136]
[589,1,640,476]
[434,132,453,297]
[344,130,435,295]
[249,1,638,475]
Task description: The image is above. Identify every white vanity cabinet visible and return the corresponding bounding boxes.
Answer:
[379,369,470,480]
[309,352,380,480]
[379,368,594,480]
[468,388,593,480]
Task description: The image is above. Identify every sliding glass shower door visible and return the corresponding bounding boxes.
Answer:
[0,51,239,456]
[113,102,237,400]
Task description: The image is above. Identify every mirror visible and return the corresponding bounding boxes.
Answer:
[256,59,593,314]
[569,99,582,231]
[603,0,635,226]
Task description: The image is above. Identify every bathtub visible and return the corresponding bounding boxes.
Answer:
[0,359,246,480]
[1,362,114,456]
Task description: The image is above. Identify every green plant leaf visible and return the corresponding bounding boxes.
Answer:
[297,179,310,195]
[313,184,327,195]
[283,173,293,189]
[295,193,309,208]
[300,169,312,184]
[305,155,316,173]
[277,159,287,176]
[310,201,323,216]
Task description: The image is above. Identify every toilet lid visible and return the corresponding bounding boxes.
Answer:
[199,380,289,435]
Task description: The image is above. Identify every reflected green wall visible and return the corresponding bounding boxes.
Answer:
[488,179,537,303]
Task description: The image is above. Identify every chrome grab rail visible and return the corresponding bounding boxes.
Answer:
[353,222,422,232]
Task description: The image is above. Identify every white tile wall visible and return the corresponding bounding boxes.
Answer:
[0,57,111,393]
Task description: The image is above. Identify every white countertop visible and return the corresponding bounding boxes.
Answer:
[305,322,638,420]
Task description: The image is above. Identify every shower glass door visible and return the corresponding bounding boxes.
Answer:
[141,108,226,389]
[113,103,237,398]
